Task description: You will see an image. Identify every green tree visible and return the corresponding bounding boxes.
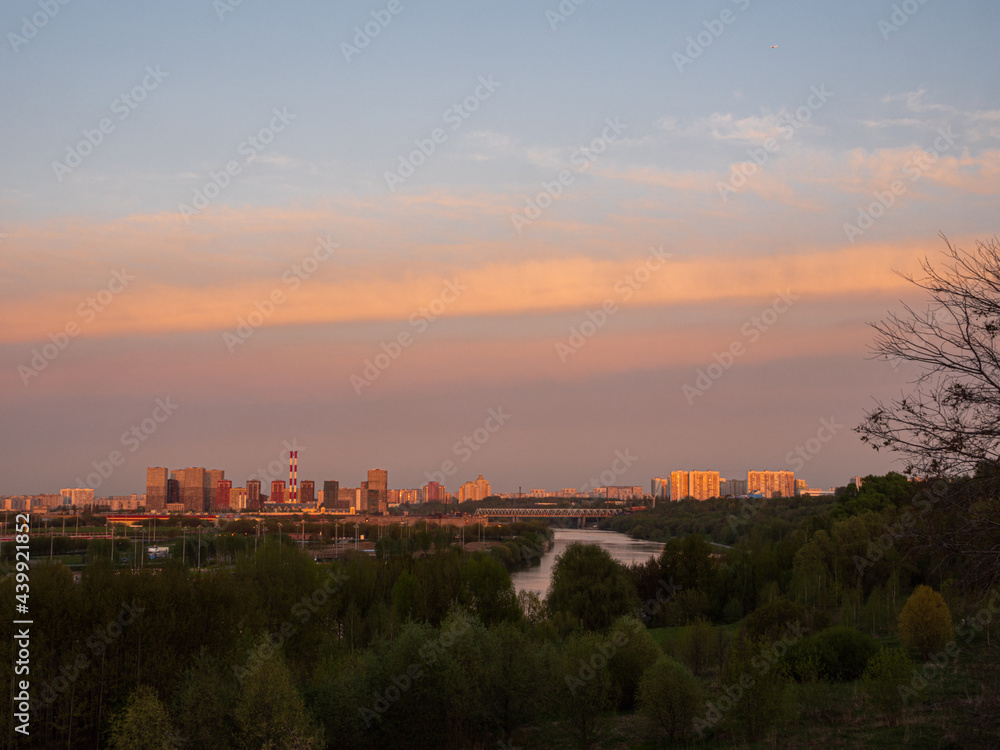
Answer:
[107,686,177,750]
[898,585,954,658]
[607,616,661,710]
[721,635,793,744]
[551,632,621,750]
[233,651,322,750]
[547,543,639,632]
[459,553,520,626]
[638,655,704,744]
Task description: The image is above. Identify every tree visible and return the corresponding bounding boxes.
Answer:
[862,647,916,726]
[720,635,793,744]
[638,655,704,744]
[546,543,639,632]
[551,632,621,750]
[107,686,177,750]
[898,585,954,658]
[233,650,322,750]
[607,616,661,710]
[857,235,1000,589]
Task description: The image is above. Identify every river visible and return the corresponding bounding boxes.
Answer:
[509,527,664,596]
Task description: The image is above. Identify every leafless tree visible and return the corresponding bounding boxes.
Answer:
[857,234,1000,592]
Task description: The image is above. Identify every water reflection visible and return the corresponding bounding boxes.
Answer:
[509,527,664,596]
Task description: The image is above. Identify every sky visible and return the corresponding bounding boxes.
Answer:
[2,0,999,497]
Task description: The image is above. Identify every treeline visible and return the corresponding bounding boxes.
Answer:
[3,473,999,748]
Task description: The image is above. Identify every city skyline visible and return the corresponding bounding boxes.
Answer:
[3,2,998,497]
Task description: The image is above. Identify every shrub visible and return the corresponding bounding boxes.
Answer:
[716,635,793,744]
[898,585,953,659]
[638,655,704,744]
[786,626,878,682]
[741,599,806,642]
[607,616,661,710]
[862,647,915,726]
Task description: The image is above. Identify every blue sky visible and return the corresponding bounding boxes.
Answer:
[2,0,998,497]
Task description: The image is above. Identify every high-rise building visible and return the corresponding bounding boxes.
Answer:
[270,480,286,504]
[246,480,261,511]
[337,487,355,511]
[181,467,207,513]
[300,480,315,506]
[669,471,689,501]
[167,478,180,505]
[322,480,340,510]
[59,488,95,506]
[146,467,168,511]
[367,469,388,513]
[747,470,795,498]
[458,475,492,502]
[690,471,720,501]
[207,470,225,509]
[216,480,232,510]
[424,481,445,503]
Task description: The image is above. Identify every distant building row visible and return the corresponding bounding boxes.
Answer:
[651,470,797,501]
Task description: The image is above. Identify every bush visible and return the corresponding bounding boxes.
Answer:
[607,616,661,710]
[716,635,793,744]
[862,647,916,726]
[786,626,878,682]
[638,656,704,744]
[899,585,953,658]
[741,599,806,642]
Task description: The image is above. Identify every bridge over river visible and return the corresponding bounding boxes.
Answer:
[473,508,625,526]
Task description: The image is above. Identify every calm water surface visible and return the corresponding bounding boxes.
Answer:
[509,527,664,596]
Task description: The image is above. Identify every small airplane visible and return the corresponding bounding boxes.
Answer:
[770,45,778,48]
